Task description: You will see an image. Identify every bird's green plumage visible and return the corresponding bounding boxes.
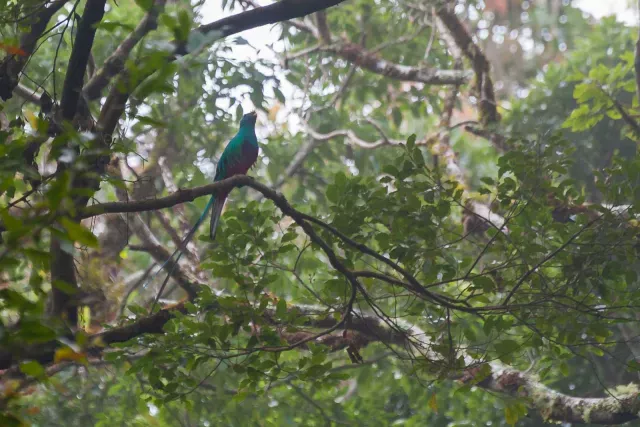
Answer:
[209,112,259,239]
[146,112,259,307]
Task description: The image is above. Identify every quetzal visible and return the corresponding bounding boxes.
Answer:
[147,111,259,303]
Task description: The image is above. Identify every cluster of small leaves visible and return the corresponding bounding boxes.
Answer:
[563,50,638,138]
[506,17,637,197]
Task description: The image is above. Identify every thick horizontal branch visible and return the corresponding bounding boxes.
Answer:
[80,175,252,219]
[197,0,345,44]
[321,43,472,85]
[276,3,467,86]
[80,177,478,310]
[80,176,505,313]
[461,363,640,424]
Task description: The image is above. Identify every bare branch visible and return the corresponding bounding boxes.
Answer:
[464,125,508,152]
[315,11,332,44]
[122,211,199,299]
[321,42,472,85]
[282,44,321,65]
[197,0,346,46]
[12,82,41,104]
[435,5,499,125]
[304,124,423,149]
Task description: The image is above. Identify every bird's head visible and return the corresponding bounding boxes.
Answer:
[239,111,258,127]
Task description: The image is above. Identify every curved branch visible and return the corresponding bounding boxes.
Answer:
[321,42,472,85]
[435,5,499,125]
[304,124,418,149]
[80,176,487,314]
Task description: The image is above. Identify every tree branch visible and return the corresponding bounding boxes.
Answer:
[435,5,499,125]
[60,0,107,121]
[321,42,472,86]
[303,124,424,149]
[0,0,67,101]
[315,11,332,44]
[79,176,491,313]
[96,0,349,138]
[49,0,109,321]
[460,363,640,424]
[12,82,41,104]
[196,0,346,46]
[83,0,167,100]
[5,296,640,425]
[273,137,322,189]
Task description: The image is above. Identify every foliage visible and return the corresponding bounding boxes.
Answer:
[1,1,640,426]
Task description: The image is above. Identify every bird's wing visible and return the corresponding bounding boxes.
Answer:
[214,133,245,181]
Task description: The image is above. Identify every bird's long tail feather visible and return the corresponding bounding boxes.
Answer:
[209,196,226,240]
[147,196,215,310]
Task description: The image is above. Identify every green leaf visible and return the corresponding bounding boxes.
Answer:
[134,0,153,11]
[20,360,45,378]
[96,21,136,32]
[281,230,297,243]
[52,280,77,295]
[59,218,98,248]
[495,340,519,357]
[274,87,286,104]
[326,185,339,203]
[392,107,402,127]
[128,304,148,317]
[406,134,416,149]
[276,299,287,318]
[472,276,495,291]
[504,405,518,426]
[136,115,167,128]
[177,10,191,41]
[16,320,57,343]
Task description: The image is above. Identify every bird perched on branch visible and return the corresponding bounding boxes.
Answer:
[208,111,259,239]
[148,111,259,307]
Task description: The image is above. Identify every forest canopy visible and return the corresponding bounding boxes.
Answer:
[1,0,640,426]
